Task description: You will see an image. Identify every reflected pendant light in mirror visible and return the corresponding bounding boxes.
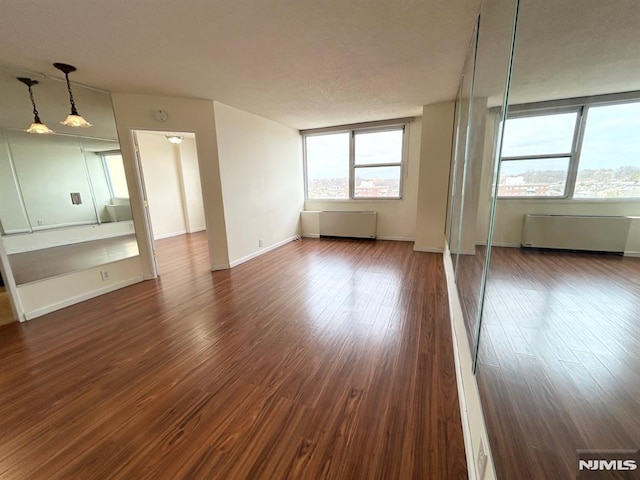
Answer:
[17,77,54,134]
[53,62,92,128]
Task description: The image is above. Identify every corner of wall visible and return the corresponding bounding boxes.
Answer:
[413,101,456,252]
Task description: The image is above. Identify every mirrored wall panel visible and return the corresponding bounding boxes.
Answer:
[447,26,475,274]
[473,0,640,478]
[0,64,138,285]
[446,0,518,356]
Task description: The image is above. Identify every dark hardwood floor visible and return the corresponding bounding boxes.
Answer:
[0,233,467,479]
[8,234,139,285]
[477,247,640,480]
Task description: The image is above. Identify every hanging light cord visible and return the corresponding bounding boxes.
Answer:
[64,72,79,116]
[27,84,43,124]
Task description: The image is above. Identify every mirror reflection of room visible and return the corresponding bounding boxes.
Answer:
[448,0,516,356]
[471,1,640,479]
[0,64,139,287]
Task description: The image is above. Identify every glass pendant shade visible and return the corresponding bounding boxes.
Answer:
[26,122,54,134]
[61,114,92,128]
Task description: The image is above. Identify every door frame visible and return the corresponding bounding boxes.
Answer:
[130,130,159,278]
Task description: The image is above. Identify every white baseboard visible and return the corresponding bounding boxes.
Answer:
[413,245,444,253]
[229,236,297,268]
[624,251,640,257]
[443,247,496,480]
[377,236,415,242]
[448,248,477,255]
[491,241,520,248]
[143,273,157,280]
[23,276,144,321]
[302,234,413,242]
[475,241,520,248]
[154,230,188,240]
[187,227,207,234]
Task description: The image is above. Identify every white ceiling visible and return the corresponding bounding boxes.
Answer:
[508,0,640,105]
[0,0,481,129]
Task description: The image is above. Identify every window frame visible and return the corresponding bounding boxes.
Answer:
[498,92,640,200]
[498,107,583,200]
[302,119,410,201]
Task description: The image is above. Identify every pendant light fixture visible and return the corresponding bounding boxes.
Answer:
[17,77,54,134]
[53,62,92,128]
[166,134,184,144]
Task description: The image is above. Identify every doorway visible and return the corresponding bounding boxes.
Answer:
[132,130,207,275]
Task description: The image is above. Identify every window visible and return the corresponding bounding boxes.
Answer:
[498,97,640,199]
[305,133,349,199]
[575,102,640,198]
[304,124,406,200]
[499,111,578,198]
[102,153,129,198]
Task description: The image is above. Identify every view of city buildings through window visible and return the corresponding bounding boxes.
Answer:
[305,128,404,199]
[498,101,640,198]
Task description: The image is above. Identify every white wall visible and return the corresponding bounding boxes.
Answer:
[178,137,206,233]
[111,93,230,272]
[136,132,206,240]
[414,102,456,251]
[136,132,188,240]
[18,256,143,320]
[305,118,422,242]
[0,130,29,234]
[214,102,304,265]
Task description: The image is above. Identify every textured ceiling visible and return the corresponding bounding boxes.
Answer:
[0,0,481,129]
[2,1,634,130]
[508,0,640,105]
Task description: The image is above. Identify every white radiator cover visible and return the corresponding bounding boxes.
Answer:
[319,211,377,239]
[521,214,632,253]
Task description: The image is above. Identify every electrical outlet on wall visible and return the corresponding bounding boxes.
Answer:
[259,239,264,248]
[477,438,488,479]
[100,271,109,281]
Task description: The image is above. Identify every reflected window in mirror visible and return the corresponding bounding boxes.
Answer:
[498,96,640,199]
[576,101,640,198]
[102,153,129,199]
